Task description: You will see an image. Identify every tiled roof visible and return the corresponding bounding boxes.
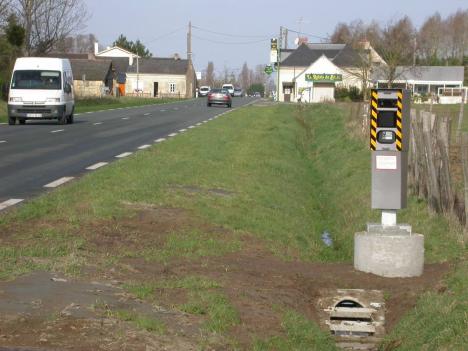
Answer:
[373,66,465,82]
[70,59,112,81]
[126,57,189,75]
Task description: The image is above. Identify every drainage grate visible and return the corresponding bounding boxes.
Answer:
[316,289,385,350]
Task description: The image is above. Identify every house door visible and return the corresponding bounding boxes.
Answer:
[153,82,159,97]
[283,84,293,102]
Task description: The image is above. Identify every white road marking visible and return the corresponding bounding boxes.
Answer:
[144,113,151,116]
[196,123,202,126]
[160,109,166,112]
[116,152,133,158]
[93,122,103,125]
[188,126,195,129]
[0,140,6,143]
[168,133,178,137]
[122,117,129,120]
[86,162,108,170]
[202,121,208,124]
[155,138,166,143]
[0,199,23,211]
[51,129,64,133]
[138,144,151,150]
[44,177,74,188]
[179,129,187,132]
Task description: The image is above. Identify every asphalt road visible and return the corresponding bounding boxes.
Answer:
[0,97,256,210]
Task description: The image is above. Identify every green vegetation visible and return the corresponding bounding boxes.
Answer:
[414,103,468,132]
[381,260,468,351]
[0,103,465,349]
[124,276,222,300]
[75,96,181,114]
[114,309,165,334]
[0,100,6,123]
[181,291,240,333]
[253,310,338,351]
[0,96,186,123]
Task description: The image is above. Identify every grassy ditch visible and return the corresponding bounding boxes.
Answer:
[0,103,465,349]
[0,96,184,123]
[0,100,6,122]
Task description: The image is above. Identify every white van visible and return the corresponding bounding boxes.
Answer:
[222,83,234,96]
[8,57,75,125]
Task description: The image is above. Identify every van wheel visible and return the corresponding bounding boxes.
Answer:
[58,112,67,125]
[67,113,74,124]
[8,117,16,125]
[19,119,26,125]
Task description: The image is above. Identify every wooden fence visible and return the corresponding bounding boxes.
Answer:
[345,103,467,231]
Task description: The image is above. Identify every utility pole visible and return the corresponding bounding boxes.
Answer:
[276,26,282,102]
[284,28,288,50]
[136,54,139,94]
[187,21,192,61]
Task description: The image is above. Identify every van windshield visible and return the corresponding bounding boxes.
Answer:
[11,70,62,90]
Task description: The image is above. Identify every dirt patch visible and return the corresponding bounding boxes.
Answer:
[0,208,453,349]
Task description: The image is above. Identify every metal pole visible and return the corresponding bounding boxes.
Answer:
[136,55,139,95]
[276,26,282,102]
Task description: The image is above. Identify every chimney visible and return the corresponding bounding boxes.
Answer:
[174,53,180,60]
[94,42,99,55]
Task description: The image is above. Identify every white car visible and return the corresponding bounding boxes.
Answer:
[222,84,235,96]
[8,57,75,125]
[199,86,210,97]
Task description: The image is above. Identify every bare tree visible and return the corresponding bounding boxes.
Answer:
[205,61,214,87]
[330,22,352,43]
[417,13,444,64]
[14,0,89,55]
[239,62,250,90]
[445,9,468,63]
[375,17,416,86]
[0,0,12,27]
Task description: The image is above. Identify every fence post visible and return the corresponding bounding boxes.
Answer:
[461,133,468,227]
[436,115,453,213]
[422,111,441,212]
[456,100,465,143]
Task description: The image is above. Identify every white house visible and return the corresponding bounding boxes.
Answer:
[373,66,465,104]
[94,42,196,98]
[277,42,386,103]
[94,42,138,65]
[294,55,342,103]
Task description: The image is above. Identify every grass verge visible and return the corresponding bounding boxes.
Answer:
[0,96,185,123]
[0,103,465,349]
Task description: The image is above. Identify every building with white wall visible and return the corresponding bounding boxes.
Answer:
[277,43,385,103]
[94,42,196,98]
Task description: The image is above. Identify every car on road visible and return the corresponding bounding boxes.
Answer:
[207,88,232,108]
[7,57,75,125]
[222,83,235,96]
[198,86,210,97]
[233,88,244,97]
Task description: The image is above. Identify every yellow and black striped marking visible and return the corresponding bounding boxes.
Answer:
[396,91,403,151]
[370,90,378,150]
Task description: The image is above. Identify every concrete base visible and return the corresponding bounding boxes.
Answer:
[354,231,424,278]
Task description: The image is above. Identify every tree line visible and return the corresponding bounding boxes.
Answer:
[202,61,274,95]
[330,9,468,67]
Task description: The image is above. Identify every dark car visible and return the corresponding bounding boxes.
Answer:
[207,88,232,108]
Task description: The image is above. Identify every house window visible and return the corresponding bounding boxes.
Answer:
[170,83,176,93]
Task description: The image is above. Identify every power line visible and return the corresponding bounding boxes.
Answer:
[192,34,270,45]
[282,26,329,41]
[192,24,271,39]
[145,26,186,44]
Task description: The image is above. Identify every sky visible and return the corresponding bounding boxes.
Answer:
[83,0,467,74]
